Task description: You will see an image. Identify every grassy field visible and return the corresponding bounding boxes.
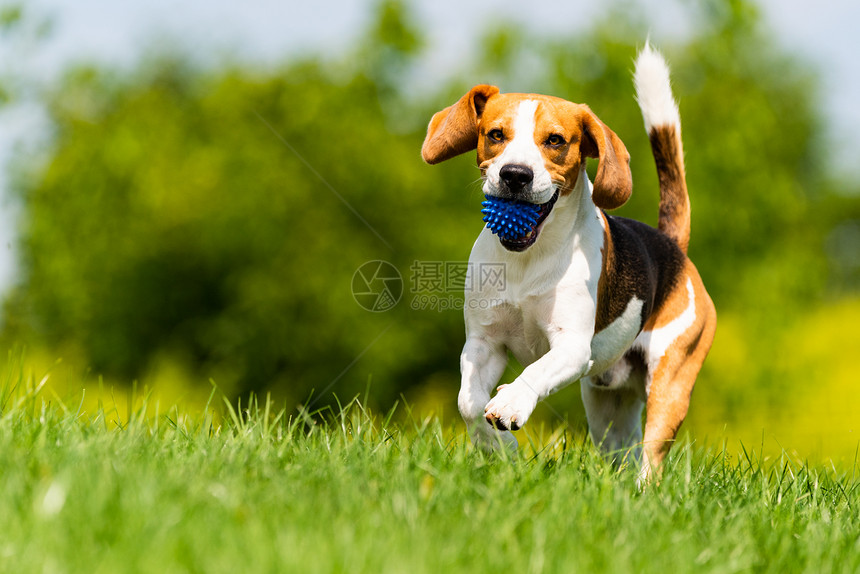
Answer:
[1,370,858,574]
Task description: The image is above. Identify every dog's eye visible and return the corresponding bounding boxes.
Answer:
[487,129,505,143]
[545,134,565,147]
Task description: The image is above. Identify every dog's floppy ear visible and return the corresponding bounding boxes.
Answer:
[421,84,500,164]
[580,106,632,210]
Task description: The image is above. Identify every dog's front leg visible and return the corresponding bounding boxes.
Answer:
[458,336,517,451]
[484,336,591,431]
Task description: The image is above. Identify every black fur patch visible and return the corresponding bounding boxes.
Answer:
[596,215,686,331]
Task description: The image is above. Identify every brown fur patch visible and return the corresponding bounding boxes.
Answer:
[640,261,716,471]
[594,211,615,333]
[581,106,632,209]
[642,261,705,331]
[649,125,690,254]
[421,85,499,164]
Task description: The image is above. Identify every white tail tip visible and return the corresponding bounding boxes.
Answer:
[634,42,680,134]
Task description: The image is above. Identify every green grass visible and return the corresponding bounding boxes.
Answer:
[0,371,858,574]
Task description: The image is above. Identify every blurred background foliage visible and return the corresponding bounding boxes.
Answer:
[0,0,857,460]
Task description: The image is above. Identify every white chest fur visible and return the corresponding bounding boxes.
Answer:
[464,173,634,377]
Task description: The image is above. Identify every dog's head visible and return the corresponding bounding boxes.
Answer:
[422,85,632,251]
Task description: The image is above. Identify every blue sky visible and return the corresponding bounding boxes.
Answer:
[0,0,858,289]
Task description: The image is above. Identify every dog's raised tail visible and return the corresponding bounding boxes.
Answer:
[634,43,690,254]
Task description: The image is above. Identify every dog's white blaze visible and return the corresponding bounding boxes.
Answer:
[634,278,696,395]
[483,99,555,203]
[506,100,539,160]
[589,296,644,375]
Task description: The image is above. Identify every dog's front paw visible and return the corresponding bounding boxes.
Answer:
[484,382,538,431]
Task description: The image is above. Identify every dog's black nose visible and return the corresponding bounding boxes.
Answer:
[499,164,534,191]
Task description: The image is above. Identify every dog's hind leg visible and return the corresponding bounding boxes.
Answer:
[581,379,645,467]
[637,276,717,485]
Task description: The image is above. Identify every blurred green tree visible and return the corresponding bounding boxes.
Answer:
[4,54,483,402]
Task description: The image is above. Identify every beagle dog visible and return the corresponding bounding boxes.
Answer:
[421,45,716,482]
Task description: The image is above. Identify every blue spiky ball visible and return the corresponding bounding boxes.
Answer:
[481,195,541,240]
